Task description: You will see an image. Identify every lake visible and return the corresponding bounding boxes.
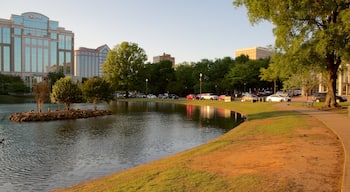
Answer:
[0,101,243,192]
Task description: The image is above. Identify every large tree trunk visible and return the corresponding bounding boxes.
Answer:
[325,54,341,108]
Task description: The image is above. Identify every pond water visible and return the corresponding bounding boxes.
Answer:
[0,101,243,192]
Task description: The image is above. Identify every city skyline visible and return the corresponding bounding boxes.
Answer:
[0,0,275,63]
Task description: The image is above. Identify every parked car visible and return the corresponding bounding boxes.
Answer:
[186,94,196,100]
[266,94,291,102]
[199,93,218,100]
[312,92,348,102]
[241,93,258,102]
[168,94,179,99]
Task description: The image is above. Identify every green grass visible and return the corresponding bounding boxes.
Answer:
[53,99,337,192]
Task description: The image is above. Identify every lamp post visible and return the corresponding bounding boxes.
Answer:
[199,73,203,97]
[145,78,148,95]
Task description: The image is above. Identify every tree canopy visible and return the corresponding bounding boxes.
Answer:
[233,0,350,107]
[102,42,147,97]
[50,77,82,110]
[81,77,114,110]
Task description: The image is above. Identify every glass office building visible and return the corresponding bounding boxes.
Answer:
[74,44,109,79]
[0,12,74,88]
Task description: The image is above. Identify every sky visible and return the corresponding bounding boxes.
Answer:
[0,0,275,64]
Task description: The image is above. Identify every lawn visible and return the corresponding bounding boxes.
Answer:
[52,99,343,192]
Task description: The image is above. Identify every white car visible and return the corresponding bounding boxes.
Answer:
[266,94,291,102]
[200,93,218,100]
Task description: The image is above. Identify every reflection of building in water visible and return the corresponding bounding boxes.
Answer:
[200,105,215,119]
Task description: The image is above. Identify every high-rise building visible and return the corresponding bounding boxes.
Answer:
[153,53,175,65]
[0,12,74,88]
[235,46,272,60]
[74,44,110,79]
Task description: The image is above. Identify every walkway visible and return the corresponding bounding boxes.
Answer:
[281,102,350,192]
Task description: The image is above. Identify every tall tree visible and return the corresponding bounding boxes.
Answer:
[102,42,147,97]
[50,77,82,110]
[81,77,114,110]
[233,0,350,108]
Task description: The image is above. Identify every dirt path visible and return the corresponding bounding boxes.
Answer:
[276,101,350,192]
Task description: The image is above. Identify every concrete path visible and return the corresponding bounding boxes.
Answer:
[281,102,350,192]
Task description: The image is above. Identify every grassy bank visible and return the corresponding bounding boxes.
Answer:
[53,99,343,192]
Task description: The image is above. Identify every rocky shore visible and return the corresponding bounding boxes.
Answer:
[9,109,112,122]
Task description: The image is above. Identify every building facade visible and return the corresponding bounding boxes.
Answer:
[153,53,175,64]
[0,12,74,88]
[74,44,110,79]
[235,46,272,60]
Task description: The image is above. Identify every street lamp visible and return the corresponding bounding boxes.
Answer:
[145,78,148,95]
[199,73,203,96]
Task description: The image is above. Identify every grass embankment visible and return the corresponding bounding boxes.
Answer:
[53,100,343,192]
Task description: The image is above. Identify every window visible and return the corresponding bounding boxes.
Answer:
[3,46,10,72]
[50,42,57,66]
[14,28,21,35]
[3,28,10,44]
[32,48,37,72]
[14,37,22,72]
[58,35,65,49]
[25,47,31,72]
[38,48,43,72]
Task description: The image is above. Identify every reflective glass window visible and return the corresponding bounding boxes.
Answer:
[65,36,72,50]
[51,32,57,39]
[14,37,22,72]
[3,46,10,72]
[49,21,58,30]
[44,40,48,46]
[43,48,49,72]
[0,27,2,43]
[50,42,57,66]
[38,39,43,46]
[25,38,31,45]
[25,47,31,72]
[14,28,21,35]
[32,39,37,46]
[12,15,23,25]
[66,52,71,74]
[59,35,65,49]
[3,28,10,44]
[32,48,37,72]
[38,48,43,72]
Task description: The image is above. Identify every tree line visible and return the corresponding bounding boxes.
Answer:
[102,42,274,98]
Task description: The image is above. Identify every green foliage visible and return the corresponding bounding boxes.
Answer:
[102,42,147,96]
[174,64,195,96]
[50,77,82,110]
[81,77,114,110]
[234,0,350,107]
[47,69,65,89]
[0,74,29,94]
[146,60,176,94]
[225,58,270,92]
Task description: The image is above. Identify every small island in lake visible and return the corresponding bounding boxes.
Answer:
[9,109,112,122]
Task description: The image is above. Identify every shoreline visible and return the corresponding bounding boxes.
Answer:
[52,99,344,192]
[9,109,112,122]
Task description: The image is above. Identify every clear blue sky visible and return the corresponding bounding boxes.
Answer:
[0,0,275,63]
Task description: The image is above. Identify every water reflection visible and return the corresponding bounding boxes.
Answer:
[0,101,243,192]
